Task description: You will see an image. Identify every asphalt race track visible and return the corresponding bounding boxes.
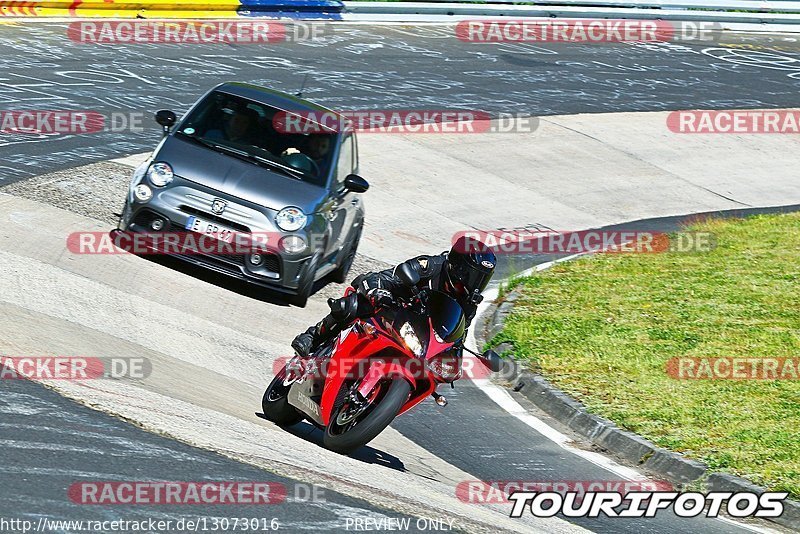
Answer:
[0,376,430,532]
[1,23,800,181]
[1,21,799,534]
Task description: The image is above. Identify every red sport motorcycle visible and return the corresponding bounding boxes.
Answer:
[262,264,503,454]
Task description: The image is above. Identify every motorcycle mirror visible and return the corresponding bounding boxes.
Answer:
[478,349,503,373]
[155,109,177,135]
[396,262,420,287]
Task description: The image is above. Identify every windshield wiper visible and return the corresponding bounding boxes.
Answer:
[248,153,306,180]
[179,133,304,180]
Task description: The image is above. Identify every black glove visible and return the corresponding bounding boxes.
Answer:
[366,288,396,308]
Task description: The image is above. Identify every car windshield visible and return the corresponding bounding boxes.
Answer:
[176,91,335,187]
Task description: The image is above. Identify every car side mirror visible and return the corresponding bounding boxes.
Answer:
[478,349,503,373]
[396,262,420,286]
[155,110,177,135]
[344,174,369,193]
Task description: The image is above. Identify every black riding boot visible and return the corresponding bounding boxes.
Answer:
[291,293,366,358]
[291,314,341,358]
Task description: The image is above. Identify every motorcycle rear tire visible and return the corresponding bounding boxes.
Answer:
[262,370,304,426]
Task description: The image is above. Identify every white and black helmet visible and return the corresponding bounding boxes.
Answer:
[446,236,496,304]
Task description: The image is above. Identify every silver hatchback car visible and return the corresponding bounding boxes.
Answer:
[115,82,369,306]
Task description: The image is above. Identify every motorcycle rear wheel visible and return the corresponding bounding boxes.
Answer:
[323,377,411,454]
[262,368,304,426]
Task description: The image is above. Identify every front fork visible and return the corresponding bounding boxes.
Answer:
[356,360,390,399]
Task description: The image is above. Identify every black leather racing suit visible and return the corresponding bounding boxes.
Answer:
[291,252,478,358]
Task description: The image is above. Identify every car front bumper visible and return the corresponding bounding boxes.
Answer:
[117,195,315,293]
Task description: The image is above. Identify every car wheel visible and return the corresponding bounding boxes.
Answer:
[330,223,362,285]
[289,253,319,307]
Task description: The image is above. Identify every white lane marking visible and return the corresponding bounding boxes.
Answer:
[467,253,645,481]
[714,517,775,533]
[472,378,646,481]
[468,257,774,534]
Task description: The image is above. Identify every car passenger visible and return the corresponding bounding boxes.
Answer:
[206,107,259,145]
[305,135,332,167]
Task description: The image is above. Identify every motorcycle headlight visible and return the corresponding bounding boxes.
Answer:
[428,350,462,382]
[275,207,307,232]
[147,162,173,187]
[399,322,424,357]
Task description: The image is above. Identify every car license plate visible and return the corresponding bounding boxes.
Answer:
[185,216,236,243]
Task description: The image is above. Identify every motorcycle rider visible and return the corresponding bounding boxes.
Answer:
[291,236,497,358]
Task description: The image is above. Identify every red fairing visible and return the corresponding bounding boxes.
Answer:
[318,315,447,424]
[318,320,396,424]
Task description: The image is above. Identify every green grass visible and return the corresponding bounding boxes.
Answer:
[494,213,800,498]
[497,273,526,300]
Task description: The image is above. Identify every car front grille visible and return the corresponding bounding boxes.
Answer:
[198,252,280,274]
[262,253,280,273]
[129,209,281,277]
[133,209,172,230]
[188,253,242,274]
[212,254,244,267]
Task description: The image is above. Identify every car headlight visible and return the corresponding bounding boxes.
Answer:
[280,235,307,254]
[147,162,173,187]
[133,184,153,202]
[275,207,307,232]
[399,322,424,357]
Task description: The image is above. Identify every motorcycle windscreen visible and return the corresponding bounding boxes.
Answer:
[427,290,466,343]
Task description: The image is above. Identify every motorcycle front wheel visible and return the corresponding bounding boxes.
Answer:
[323,377,411,454]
